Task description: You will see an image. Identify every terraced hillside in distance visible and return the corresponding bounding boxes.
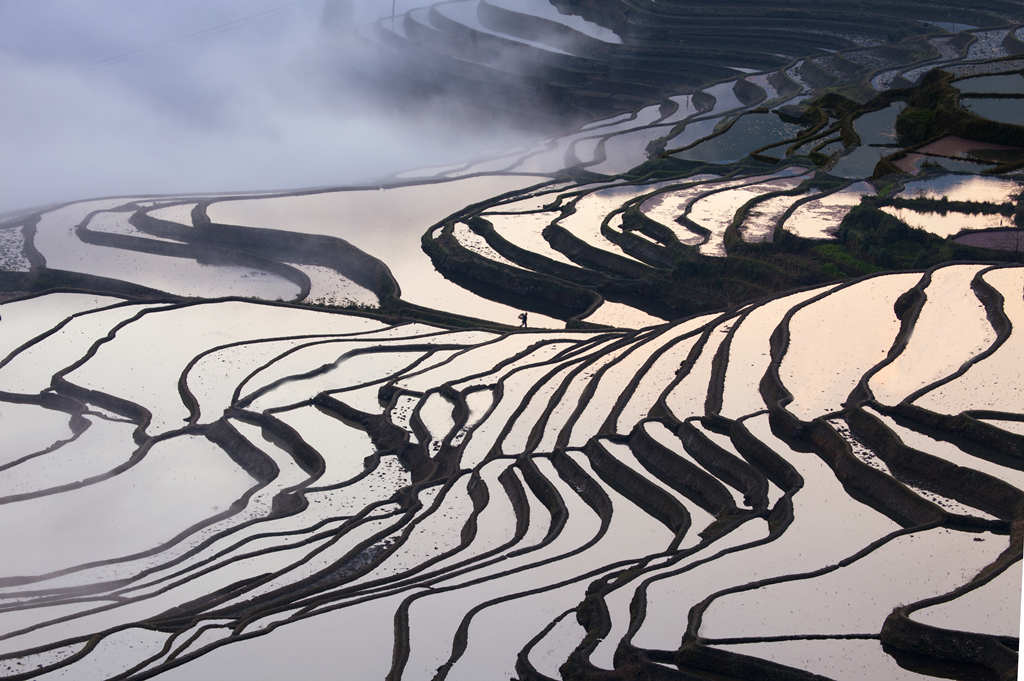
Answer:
[1,1,1024,680]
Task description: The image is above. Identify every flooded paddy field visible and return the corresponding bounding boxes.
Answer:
[881,204,1016,236]
[962,96,1024,127]
[673,113,804,164]
[0,262,1020,680]
[2,2,1024,679]
[830,103,906,178]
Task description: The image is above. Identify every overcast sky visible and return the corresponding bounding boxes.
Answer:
[0,0,532,212]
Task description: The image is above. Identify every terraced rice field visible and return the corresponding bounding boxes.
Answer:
[1,1,1024,679]
[0,261,1020,680]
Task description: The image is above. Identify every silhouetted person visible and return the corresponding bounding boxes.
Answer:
[518,312,527,327]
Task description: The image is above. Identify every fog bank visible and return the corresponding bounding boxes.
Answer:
[0,0,537,213]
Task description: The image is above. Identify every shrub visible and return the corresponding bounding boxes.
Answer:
[895,107,937,145]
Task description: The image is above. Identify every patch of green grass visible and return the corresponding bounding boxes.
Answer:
[813,242,880,276]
